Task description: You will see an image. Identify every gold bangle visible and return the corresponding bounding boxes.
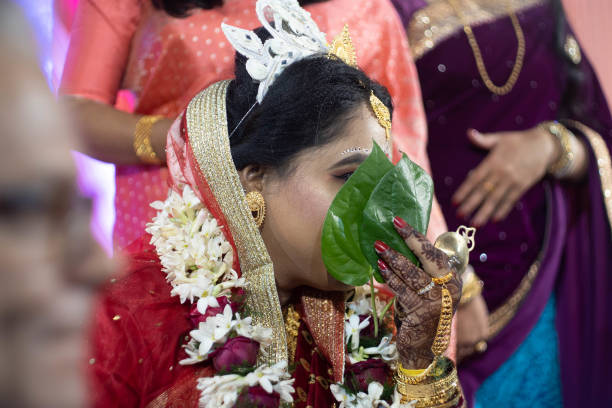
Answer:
[542,121,576,178]
[395,361,460,405]
[397,361,434,384]
[431,287,453,356]
[134,115,163,164]
[459,269,483,306]
[432,272,453,286]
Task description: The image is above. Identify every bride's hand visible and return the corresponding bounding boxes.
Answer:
[374,216,462,369]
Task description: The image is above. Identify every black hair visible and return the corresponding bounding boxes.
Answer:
[152,0,329,18]
[225,29,393,174]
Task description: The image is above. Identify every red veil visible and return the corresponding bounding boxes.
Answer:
[88,81,352,407]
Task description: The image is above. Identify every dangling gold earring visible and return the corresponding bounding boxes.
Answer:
[245,191,266,228]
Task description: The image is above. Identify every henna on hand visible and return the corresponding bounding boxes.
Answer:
[375,218,462,369]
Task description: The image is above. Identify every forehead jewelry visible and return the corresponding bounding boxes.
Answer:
[340,147,371,156]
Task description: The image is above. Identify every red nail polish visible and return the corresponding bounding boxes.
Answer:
[377,259,389,271]
[374,240,390,253]
[393,216,407,229]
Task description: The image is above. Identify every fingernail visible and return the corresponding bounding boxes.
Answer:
[377,259,389,272]
[393,216,407,229]
[374,240,390,253]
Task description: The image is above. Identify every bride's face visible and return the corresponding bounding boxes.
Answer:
[257,103,388,296]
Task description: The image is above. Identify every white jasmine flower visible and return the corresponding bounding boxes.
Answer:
[250,325,274,346]
[190,305,236,356]
[197,373,245,408]
[273,378,296,403]
[345,314,370,352]
[233,313,254,338]
[180,339,206,365]
[363,336,398,362]
[331,384,357,407]
[244,361,290,394]
[196,291,220,315]
[182,186,202,209]
[348,297,372,316]
[172,275,214,304]
[366,382,384,405]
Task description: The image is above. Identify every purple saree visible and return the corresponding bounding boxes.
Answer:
[391,0,612,406]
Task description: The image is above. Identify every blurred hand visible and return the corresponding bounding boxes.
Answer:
[452,127,558,227]
[456,294,489,362]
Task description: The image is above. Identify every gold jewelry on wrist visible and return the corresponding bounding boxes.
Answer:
[542,121,578,179]
[431,287,453,356]
[395,358,461,407]
[459,268,483,307]
[397,361,434,384]
[432,272,453,286]
[134,115,163,164]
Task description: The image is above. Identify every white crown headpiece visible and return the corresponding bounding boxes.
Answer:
[221,0,354,103]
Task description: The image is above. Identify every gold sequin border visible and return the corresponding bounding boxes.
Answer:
[566,120,612,231]
[186,81,288,366]
[407,0,544,60]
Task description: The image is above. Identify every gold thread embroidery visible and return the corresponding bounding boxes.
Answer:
[487,259,540,339]
[297,387,308,402]
[407,0,544,60]
[566,120,612,230]
[284,304,300,367]
[300,358,311,372]
[186,81,287,366]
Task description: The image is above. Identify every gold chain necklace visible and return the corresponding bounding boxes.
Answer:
[448,0,526,95]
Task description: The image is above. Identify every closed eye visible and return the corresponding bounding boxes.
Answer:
[335,172,354,182]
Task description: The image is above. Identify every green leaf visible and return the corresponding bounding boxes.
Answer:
[359,154,434,281]
[321,143,394,286]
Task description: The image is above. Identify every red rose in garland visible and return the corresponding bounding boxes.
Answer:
[209,336,260,373]
[344,358,393,394]
[235,385,280,408]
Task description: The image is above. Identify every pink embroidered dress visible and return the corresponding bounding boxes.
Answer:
[60,0,445,249]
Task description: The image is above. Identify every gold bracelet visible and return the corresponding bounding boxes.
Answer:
[431,287,453,356]
[542,121,576,178]
[134,115,163,164]
[397,361,434,384]
[432,272,453,286]
[459,269,483,307]
[395,361,460,406]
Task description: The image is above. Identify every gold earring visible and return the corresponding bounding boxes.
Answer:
[245,191,266,228]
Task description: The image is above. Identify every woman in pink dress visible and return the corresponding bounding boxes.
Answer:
[60,0,446,249]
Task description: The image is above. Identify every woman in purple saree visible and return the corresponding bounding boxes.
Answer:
[391,0,612,407]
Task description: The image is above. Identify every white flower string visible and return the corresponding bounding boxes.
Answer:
[330,287,410,408]
[148,186,412,407]
[146,186,294,407]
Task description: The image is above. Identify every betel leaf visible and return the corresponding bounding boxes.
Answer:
[321,143,394,286]
[359,153,434,278]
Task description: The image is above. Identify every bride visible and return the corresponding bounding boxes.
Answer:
[89,1,465,407]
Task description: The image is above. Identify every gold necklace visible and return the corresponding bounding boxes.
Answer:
[448,0,526,95]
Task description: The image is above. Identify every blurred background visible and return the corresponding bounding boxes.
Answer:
[15,0,612,256]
